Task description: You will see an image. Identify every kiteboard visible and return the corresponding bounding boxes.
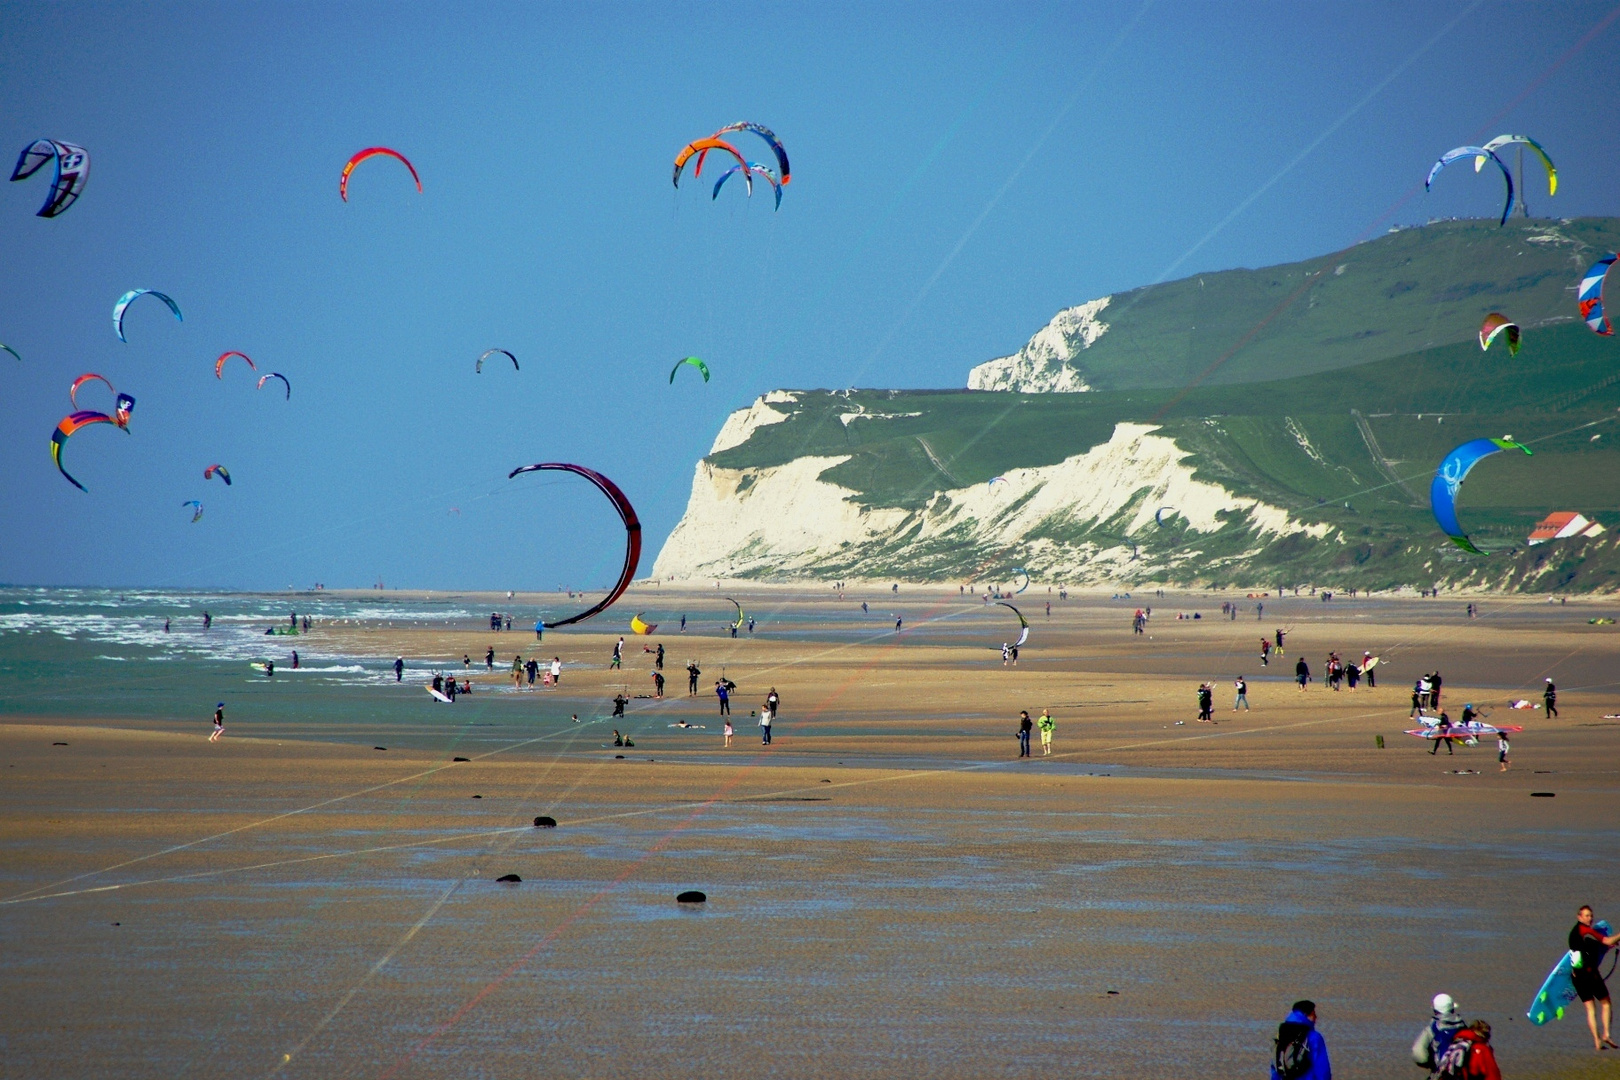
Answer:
[426,687,452,703]
[1363,657,1380,670]
[1529,921,1612,1024]
[250,662,269,672]
[1405,721,1522,740]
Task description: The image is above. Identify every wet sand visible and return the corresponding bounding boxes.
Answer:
[4,587,1619,1078]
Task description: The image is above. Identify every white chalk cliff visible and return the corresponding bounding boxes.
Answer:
[966,296,1110,393]
[652,413,1331,581]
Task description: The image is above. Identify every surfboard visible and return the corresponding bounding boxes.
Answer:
[426,687,452,703]
[1529,922,1611,1024]
[250,662,269,671]
[1363,657,1380,670]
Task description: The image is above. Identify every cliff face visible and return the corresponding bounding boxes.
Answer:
[965,297,1109,393]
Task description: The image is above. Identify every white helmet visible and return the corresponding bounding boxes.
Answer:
[1433,993,1456,1015]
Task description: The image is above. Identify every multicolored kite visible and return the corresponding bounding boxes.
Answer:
[69,373,117,411]
[11,140,89,217]
[1476,135,1556,196]
[256,372,291,399]
[1479,313,1520,355]
[114,290,183,343]
[712,163,781,210]
[672,137,749,190]
[507,462,641,629]
[51,406,131,492]
[182,500,204,523]
[1430,437,1532,554]
[340,147,421,201]
[476,349,518,373]
[995,601,1030,647]
[702,122,790,186]
[1426,146,1514,225]
[204,464,231,486]
[630,613,657,635]
[216,351,257,379]
[1579,254,1617,337]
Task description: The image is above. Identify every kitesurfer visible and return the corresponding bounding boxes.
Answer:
[1429,713,1455,756]
[203,611,211,630]
[264,660,274,678]
[687,661,701,695]
[716,680,730,716]
[394,657,404,682]
[210,703,224,743]
[1412,993,1464,1074]
[1363,652,1375,688]
[611,638,623,670]
[1270,1000,1330,1080]
[485,647,494,671]
[1544,679,1559,718]
[432,673,443,695]
[1571,905,1620,1051]
[612,694,627,718]
[680,615,686,632]
[445,678,457,703]
[1017,711,1032,758]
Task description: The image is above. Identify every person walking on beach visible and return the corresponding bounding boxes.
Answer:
[1295,657,1310,691]
[1197,683,1214,723]
[1038,708,1054,755]
[610,638,623,670]
[1234,676,1249,711]
[1571,905,1620,1051]
[716,680,730,716]
[680,614,686,633]
[1430,671,1443,709]
[1497,730,1510,772]
[655,643,665,670]
[485,647,494,671]
[1412,993,1465,1075]
[511,655,523,687]
[1363,651,1376,688]
[1002,642,1011,666]
[1017,710,1033,757]
[723,716,733,747]
[759,706,772,745]
[1411,679,1425,719]
[462,654,470,670]
[549,657,562,685]
[1261,638,1272,666]
[687,661,701,696]
[895,616,903,633]
[210,703,225,742]
[526,658,538,686]
[766,688,780,722]
[432,673,444,696]
[1429,712,1455,756]
[1544,678,1559,718]
[652,670,665,699]
[394,657,404,682]
[445,677,457,702]
[1270,999,1330,1080]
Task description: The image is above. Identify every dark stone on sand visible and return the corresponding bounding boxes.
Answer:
[534,816,557,828]
[471,794,482,799]
[112,922,120,926]
[452,756,470,762]
[1106,990,1120,995]
[615,754,624,759]
[495,874,521,883]
[676,890,706,904]
[374,746,387,751]
[53,742,68,746]
[820,778,831,783]
[1531,792,1556,797]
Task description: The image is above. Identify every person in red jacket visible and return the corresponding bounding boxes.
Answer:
[1435,1020,1500,1080]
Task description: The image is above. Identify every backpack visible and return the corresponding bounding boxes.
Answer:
[1434,1036,1471,1079]
[1273,1022,1312,1080]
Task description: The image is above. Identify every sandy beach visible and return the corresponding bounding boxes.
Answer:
[4,586,1620,1078]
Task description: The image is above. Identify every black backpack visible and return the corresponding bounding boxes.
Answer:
[1273,1021,1312,1080]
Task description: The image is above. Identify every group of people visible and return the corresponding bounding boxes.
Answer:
[1015,709,1054,756]
[509,654,562,688]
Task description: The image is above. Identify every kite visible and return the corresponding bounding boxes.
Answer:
[256,372,291,399]
[215,351,258,379]
[1476,135,1556,196]
[508,462,640,629]
[725,597,745,630]
[69,373,117,411]
[1479,313,1520,355]
[669,356,710,384]
[113,393,134,428]
[1579,254,1617,337]
[476,349,518,374]
[712,163,782,210]
[995,601,1029,648]
[1430,436,1533,554]
[340,147,421,201]
[51,409,130,492]
[204,464,231,486]
[1011,568,1030,594]
[114,290,182,343]
[672,137,749,190]
[11,140,89,217]
[988,476,1008,490]
[182,500,204,523]
[448,507,460,516]
[630,613,657,635]
[1155,506,1178,528]
[701,122,790,186]
[1425,146,1514,225]
[2,344,19,362]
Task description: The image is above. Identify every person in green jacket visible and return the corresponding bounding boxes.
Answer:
[1038,709,1055,755]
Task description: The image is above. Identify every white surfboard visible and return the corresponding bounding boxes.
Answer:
[426,687,452,703]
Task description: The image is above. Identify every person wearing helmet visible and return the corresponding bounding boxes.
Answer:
[1412,993,1465,1073]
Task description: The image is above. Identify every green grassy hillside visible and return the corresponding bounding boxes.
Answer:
[711,320,1620,592]
[1040,216,1620,390]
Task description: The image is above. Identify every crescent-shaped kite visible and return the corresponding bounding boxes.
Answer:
[1579,254,1617,337]
[995,601,1030,648]
[702,122,790,186]
[182,500,204,523]
[51,410,128,492]
[340,147,422,201]
[113,290,183,343]
[1011,568,1030,594]
[1478,313,1520,355]
[508,462,641,629]
[69,373,116,411]
[1426,146,1514,226]
[204,464,231,486]
[215,351,257,379]
[1476,135,1555,196]
[256,372,291,399]
[672,137,749,191]
[1430,436,1533,554]
[1155,506,1178,528]
[988,476,1008,490]
[11,139,89,217]
[669,356,710,384]
[476,349,518,374]
[712,163,782,210]
[2,344,20,362]
[630,613,657,635]
[725,596,744,630]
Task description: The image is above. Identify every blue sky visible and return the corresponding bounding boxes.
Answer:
[1,1,1617,591]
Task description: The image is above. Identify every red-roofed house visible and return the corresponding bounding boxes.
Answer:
[1527,512,1606,545]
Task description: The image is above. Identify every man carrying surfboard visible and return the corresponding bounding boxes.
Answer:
[1572,905,1620,1051]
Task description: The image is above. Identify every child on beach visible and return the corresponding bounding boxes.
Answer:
[210,703,224,742]
[1498,732,1510,772]
[723,717,733,747]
